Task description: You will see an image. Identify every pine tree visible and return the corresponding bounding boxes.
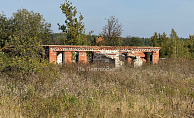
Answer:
[169,29,190,58]
[150,32,169,57]
[186,35,194,58]
[160,33,169,57]
[150,32,159,47]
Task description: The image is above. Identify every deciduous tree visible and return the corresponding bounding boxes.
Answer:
[0,13,12,48]
[10,9,52,57]
[101,16,122,46]
[0,9,52,76]
[58,0,91,45]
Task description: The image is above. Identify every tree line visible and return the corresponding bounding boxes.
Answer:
[0,0,194,59]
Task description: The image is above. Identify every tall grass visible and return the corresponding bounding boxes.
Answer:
[0,59,193,117]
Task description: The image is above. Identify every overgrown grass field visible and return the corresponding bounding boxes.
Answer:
[0,59,193,118]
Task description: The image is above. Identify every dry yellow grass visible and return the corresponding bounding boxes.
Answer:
[0,59,193,117]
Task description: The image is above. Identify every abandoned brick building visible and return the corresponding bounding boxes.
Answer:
[43,45,161,67]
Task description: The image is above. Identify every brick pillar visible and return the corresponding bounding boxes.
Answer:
[49,47,57,64]
[78,51,87,64]
[152,51,159,64]
[64,52,71,63]
[128,57,132,64]
[127,52,132,64]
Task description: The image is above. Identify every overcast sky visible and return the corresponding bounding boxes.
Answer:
[1,0,194,38]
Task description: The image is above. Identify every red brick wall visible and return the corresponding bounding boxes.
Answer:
[64,52,71,63]
[152,51,159,64]
[128,57,132,64]
[49,48,57,64]
[134,51,145,57]
[79,52,87,64]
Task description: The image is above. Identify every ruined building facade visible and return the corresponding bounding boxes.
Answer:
[43,45,161,67]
